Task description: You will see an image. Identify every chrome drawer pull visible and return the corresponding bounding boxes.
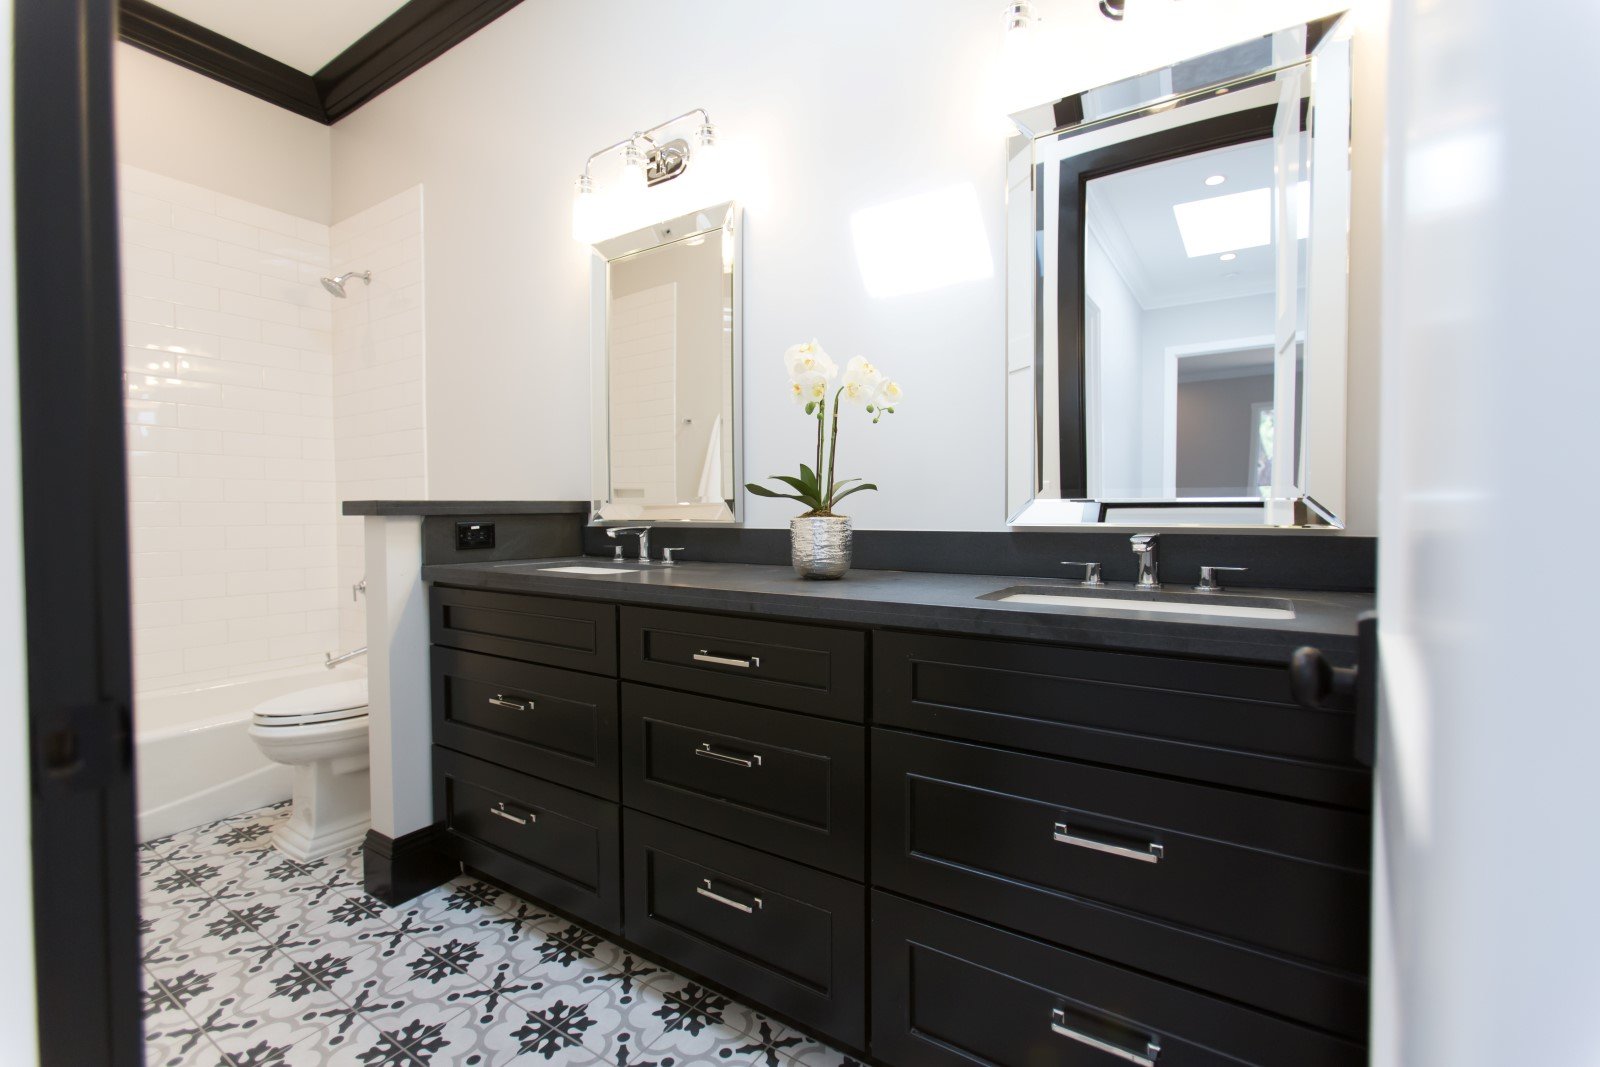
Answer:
[1053,821,1164,864]
[489,803,532,826]
[692,650,760,670]
[695,878,763,914]
[694,742,762,769]
[488,694,535,712]
[1051,1009,1160,1066]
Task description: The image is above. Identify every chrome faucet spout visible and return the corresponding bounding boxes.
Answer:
[606,525,653,562]
[1130,533,1161,590]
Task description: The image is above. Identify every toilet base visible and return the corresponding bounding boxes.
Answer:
[272,756,371,863]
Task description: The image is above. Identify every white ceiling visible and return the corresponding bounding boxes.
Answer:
[1086,139,1279,310]
[153,0,412,74]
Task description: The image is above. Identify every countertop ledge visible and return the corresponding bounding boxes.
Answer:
[343,500,589,516]
[421,557,1372,667]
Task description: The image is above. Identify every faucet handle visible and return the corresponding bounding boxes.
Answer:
[1130,532,1159,549]
[661,547,683,566]
[1059,561,1104,587]
[1194,565,1247,593]
[612,545,626,562]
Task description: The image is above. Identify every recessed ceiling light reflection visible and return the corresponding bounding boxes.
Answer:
[1204,175,1226,186]
[1219,252,1237,262]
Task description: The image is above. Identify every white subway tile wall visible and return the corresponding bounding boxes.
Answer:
[331,187,428,651]
[121,169,428,693]
[122,166,339,693]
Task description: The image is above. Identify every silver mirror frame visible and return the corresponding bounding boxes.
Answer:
[589,201,743,526]
[1004,14,1352,529]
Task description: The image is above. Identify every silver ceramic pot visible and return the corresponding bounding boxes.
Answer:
[790,514,853,580]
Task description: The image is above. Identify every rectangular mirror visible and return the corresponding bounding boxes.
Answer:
[1006,15,1352,528]
[590,202,741,524]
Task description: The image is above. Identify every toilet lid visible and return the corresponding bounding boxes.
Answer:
[253,678,369,718]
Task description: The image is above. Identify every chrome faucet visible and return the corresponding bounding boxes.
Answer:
[1130,533,1160,590]
[606,525,652,562]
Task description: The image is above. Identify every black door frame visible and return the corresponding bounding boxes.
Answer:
[1054,103,1278,499]
[14,0,143,1061]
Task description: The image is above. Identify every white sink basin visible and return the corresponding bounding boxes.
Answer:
[538,565,645,576]
[983,586,1296,621]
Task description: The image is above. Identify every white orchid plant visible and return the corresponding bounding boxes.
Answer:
[745,340,903,516]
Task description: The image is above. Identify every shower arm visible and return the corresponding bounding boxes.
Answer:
[324,646,367,669]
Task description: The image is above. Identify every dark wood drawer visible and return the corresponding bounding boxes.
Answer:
[623,810,865,1049]
[431,586,617,675]
[875,630,1369,807]
[620,606,864,720]
[872,729,1369,1037]
[434,748,620,932]
[871,892,1363,1067]
[620,683,864,878]
[433,647,618,800]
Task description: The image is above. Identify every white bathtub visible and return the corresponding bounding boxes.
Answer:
[135,664,366,842]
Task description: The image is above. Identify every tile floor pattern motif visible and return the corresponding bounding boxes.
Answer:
[141,803,862,1066]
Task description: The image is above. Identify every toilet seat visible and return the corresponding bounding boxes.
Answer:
[251,678,368,729]
[252,707,368,729]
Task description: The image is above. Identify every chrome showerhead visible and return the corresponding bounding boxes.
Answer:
[320,270,371,298]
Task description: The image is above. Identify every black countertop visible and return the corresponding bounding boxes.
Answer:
[421,556,1372,667]
[343,500,589,516]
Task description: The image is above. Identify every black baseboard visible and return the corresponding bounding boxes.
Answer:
[363,825,457,905]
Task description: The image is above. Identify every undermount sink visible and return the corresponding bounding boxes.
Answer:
[536,564,647,576]
[980,585,1296,621]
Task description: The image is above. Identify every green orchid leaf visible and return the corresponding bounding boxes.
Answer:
[827,477,864,498]
[798,464,820,492]
[744,483,807,503]
[770,475,823,508]
[830,483,878,506]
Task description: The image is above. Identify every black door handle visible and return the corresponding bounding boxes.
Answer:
[1290,612,1378,767]
[1289,646,1358,712]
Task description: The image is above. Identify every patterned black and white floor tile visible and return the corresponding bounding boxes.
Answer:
[140,804,863,1066]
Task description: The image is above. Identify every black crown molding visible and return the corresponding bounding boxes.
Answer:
[116,0,524,126]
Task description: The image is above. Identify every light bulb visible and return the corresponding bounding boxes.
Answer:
[692,121,724,196]
[618,139,648,197]
[571,174,597,243]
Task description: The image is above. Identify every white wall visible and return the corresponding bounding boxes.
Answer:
[1372,1,1600,1064]
[120,166,341,695]
[330,187,428,651]
[1084,226,1144,496]
[114,44,332,223]
[329,0,1379,531]
[0,6,40,1056]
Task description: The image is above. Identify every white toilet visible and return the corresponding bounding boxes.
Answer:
[248,677,371,862]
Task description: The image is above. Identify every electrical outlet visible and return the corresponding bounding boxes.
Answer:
[456,521,495,550]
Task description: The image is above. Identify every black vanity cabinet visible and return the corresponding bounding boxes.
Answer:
[869,631,1371,1064]
[426,582,1371,1066]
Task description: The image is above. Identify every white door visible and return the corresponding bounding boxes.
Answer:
[1372,2,1600,1066]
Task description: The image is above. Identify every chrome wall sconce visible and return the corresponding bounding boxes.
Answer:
[573,108,718,240]
[1004,0,1146,30]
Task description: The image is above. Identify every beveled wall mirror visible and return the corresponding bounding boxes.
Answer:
[1005,15,1352,527]
[590,202,741,524]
